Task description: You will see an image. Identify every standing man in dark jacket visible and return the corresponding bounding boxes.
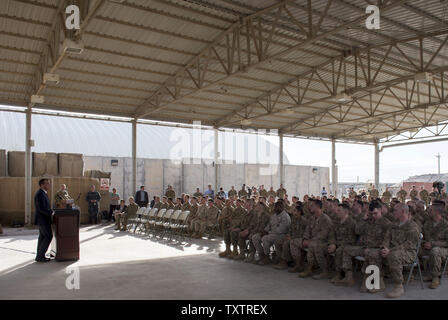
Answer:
[135,186,149,207]
[86,185,101,224]
[34,178,53,262]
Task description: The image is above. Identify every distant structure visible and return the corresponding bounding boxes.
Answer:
[402,173,448,193]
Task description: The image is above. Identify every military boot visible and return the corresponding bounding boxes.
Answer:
[244,252,255,263]
[386,284,404,298]
[258,255,271,265]
[359,274,368,293]
[369,276,385,293]
[429,277,440,289]
[288,259,304,273]
[334,271,355,286]
[298,264,314,278]
[312,268,330,280]
[233,246,246,260]
[227,246,238,259]
[273,259,288,270]
[219,244,231,258]
[330,271,344,284]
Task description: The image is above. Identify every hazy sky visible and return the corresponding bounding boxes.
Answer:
[1,107,447,184]
[264,136,448,183]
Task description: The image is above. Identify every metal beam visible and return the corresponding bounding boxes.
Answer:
[331,138,337,197]
[374,142,379,188]
[214,128,219,192]
[134,0,407,119]
[381,136,448,150]
[132,118,137,197]
[25,107,32,226]
[279,133,284,186]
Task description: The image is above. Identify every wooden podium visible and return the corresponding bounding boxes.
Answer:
[52,208,80,261]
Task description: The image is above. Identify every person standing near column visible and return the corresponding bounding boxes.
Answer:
[109,188,120,222]
[134,185,149,207]
[86,185,101,224]
[34,178,53,262]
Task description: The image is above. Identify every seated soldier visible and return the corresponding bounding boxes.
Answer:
[160,196,170,210]
[254,201,291,265]
[328,203,357,284]
[336,200,391,292]
[173,197,183,211]
[182,194,192,211]
[273,202,309,271]
[232,199,257,261]
[245,202,270,263]
[115,197,139,231]
[218,199,235,258]
[191,198,210,238]
[299,199,333,279]
[186,197,199,234]
[420,201,448,289]
[381,203,420,298]
[114,200,127,229]
[227,200,247,259]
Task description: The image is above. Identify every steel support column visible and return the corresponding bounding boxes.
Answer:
[331,138,337,197]
[279,133,284,185]
[132,118,137,197]
[214,128,219,192]
[25,107,32,226]
[375,142,380,188]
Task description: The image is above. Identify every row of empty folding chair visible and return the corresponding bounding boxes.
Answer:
[127,207,191,242]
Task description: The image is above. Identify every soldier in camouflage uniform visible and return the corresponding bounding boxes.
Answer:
[182,195,192,212]
[381,203,420,298]
[273,202,308,271]
[218,199,236,258]
[259,185,268,198]
[382,188,392,204]
[165,185,175,201]
[369,185,379,200]
[397,187,407,203]
[189,197,205,235]
[253,201,291,265]
[245,202,270,263]
[173,197,183,211]
[238,184,248,199]
[299,199,333,279]
[276,184,287,200]
[409,185,419,201]
[348,187,357,200]
[420,202,448,289]
[54,184,72,208]
[268,187,276,199]
[350,200,364,223]
[328,203,357,283]
[267,196,276,215]
[227,199,247,259]
[192,199,219,238]
[336,201,391,293]
[228,186,237,198]
[419,186,429,207]
[232,199,256,260]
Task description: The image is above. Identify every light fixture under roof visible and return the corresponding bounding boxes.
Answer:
[414,72,432,82]
[31,95,44,104]
[241,119,252,126]
[63,39,84,54]
[334,92,352,102]
[43,73,60,85]
[282,108,295,115]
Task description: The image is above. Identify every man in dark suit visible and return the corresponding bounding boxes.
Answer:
[34,178,53,262]
[134,186,149,207]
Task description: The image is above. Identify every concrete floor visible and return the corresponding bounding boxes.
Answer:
[0,224,446,300]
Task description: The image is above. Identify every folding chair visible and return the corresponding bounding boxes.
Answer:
[144,207,158,235]
[154,209,172,238]
[148,208,166,236]
[136,207,151,234]
[441,256,448,284]
[163,210,182,240]
[131,207,146,233]
[171,211,190,242]
[405,233,424,290]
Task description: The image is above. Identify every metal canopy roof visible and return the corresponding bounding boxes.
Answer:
[1,0,448,144]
